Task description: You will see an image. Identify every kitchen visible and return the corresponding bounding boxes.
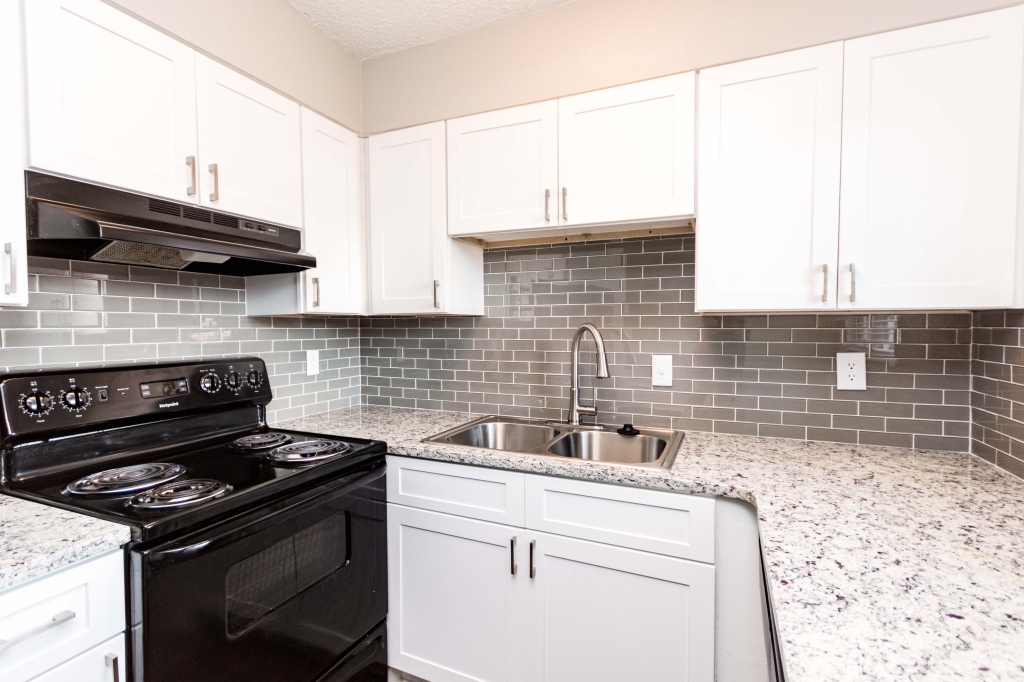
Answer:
[0,0,1022,680]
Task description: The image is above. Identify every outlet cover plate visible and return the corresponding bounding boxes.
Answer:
[306,349,319,377]
[652,354,673,387]
[836,352,866,391]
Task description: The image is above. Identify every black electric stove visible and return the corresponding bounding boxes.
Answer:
[0,358,388,682]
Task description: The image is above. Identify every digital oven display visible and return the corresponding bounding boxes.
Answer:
[140,378,189,399]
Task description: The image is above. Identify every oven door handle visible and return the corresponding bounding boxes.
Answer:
[145,464,384,564]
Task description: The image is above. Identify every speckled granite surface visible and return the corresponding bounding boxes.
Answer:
[0,494,130,591]
[281,405,1024,682]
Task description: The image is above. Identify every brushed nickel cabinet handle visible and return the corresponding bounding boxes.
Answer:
[209,163,220,202]
[433,279,440,309]
[106,653,121,682]
[529,539,537,579]
[821,263,828,303]
[850,263,857,303]
[186,155,197,196]
[561,187,568,221]
[4,242,17,295]
[312,277,320,308]
[510,536,518,576]
[544,189,551,221]
[0,609,75,652]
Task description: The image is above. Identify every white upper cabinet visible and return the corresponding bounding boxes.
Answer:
[300,109,365,314]
[447,101,559,236]
[838,7,1024,309]
[0,0,28,307]
[558,73,695,227]
[23,0,199,204]
[369,122,484,315]
[195,55,303,227]
[696,44,843,312]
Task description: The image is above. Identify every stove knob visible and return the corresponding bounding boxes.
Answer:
[199,373,221,394]
[21,391,54,415]
[224,372,241,391]
[246,370,264,389]
[61,387,91,412]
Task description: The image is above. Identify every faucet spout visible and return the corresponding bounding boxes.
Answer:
[568,323,611,425]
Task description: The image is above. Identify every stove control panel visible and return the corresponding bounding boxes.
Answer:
[0,357,272,440]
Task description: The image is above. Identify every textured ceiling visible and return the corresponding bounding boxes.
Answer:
[282,0,578,59]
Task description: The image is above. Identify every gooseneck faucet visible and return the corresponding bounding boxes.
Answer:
[568,323,611,425]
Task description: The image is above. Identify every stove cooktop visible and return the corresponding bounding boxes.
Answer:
[7,427,387,541]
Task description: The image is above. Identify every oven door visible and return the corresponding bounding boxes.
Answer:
[132,462,386,682]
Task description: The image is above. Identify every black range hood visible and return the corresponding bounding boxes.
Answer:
[25,172,315,276]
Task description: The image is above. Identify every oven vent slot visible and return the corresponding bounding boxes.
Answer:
[148,199,180,218]
[183,206,213,223]
[213,213,240,229]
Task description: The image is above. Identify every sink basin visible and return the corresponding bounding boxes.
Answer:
[444,421,560,451]
[425,416,683,469]
[546,431,667,466]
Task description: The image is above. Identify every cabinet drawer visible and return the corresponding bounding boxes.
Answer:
[30,633,125,682]
[524,476,715,562]
[0,551,125,682]
[387,456,526,526]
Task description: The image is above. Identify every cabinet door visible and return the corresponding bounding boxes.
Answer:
[195,55,302,227]
[300,109,365,314]
[30,633,125,682]
[447,102,558,236]
[24,0,198,204]
[838,7,1024,309]
[695,44,843,312]
[388,505,526,682]
[0,0,28,307]
[558,74,695,227]
[368,122,448,314]
[525,532,714,682]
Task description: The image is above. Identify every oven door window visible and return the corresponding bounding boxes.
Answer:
[226,513,349,635]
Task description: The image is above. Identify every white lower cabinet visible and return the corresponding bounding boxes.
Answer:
[388,505,526,682]
[30,633,125,682]
[0,551,125,682]
[525,531,714,682]
[386,456,716,682]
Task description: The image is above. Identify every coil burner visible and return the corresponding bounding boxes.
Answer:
[128,478,231,510]
[266,439,352,466]
[65,463,187,497]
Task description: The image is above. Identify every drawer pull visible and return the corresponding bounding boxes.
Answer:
[510,536,518,576]
[106,653,121,682]
[0,609,75,652]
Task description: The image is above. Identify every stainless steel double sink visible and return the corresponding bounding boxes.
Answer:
[424,416,683,469]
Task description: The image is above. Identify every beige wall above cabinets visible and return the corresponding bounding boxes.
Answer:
[106,0,362,132]
[696,6,1024,312]
[361,0,1014,134]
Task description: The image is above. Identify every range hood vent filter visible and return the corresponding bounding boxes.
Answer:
[90,241,190,269]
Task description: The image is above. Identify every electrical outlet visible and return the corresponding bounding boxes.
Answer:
[306,349,319,377]
[836,352,866,391]
[652,355,673,387]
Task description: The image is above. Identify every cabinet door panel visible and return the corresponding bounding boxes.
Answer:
[696,44,843,311]
[0,0,28,307]
[300,109,364,314]
[388,505,525,682]
[24,0,198,204]
[369,123,447,314]
[838,7,1024,309]
[526,532,714,682]
[448,102,558,235]
[558,74,695,226]
[196,55,302,227]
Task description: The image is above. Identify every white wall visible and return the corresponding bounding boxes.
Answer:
[106,0,363,132]
[362,0,1019,133]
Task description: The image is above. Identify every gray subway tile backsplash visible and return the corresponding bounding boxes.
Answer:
[2,236,1022,480]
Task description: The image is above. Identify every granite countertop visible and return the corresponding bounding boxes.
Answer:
[280,405,1024,682]
[0,494,131,591]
